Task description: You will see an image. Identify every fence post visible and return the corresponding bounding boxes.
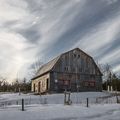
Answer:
[116,95,119,104]
[64,91,66,104]
[87,98,89,107]
[22,99,24,111]
[96,98,98,104]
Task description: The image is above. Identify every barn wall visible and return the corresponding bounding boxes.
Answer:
[31,48,102,93]
[52,48,102,92]
[31,73,50,93]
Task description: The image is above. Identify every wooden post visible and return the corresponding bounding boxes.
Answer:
[64,91,66,104]
[68,92,72,105]
[68,92,70,103]
[87,98,89,107]
[96,98,98,104]
[19,87,21,95]
[22,99,24,111]
[64,91,72,105]
[116,93,119,104]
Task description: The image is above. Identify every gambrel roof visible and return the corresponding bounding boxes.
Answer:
[32,48,102,80]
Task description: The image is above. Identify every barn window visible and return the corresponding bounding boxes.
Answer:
[64,66,69,71]
[46,79,49,90]
[89,82,95,87]
[78,54,80,58]
[64,80,70,85]
[74,54,76,58]
[38,82,41,93]
[64,67,66,71]
[84,82,89,87]
[33,84,35,92]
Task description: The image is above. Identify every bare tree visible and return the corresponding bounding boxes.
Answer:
[101,64,113,90]
[28,58,43,79]
[95,61,113,90]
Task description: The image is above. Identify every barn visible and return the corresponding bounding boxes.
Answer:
[31,48,102,93]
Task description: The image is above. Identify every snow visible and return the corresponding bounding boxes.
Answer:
[0,92,109,104]
[0,92,120,120]
[0,104,120,120]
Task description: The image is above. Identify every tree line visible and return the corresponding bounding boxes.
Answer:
[0,77,31,93]
[102,73,120,91]
[99,63,120,91]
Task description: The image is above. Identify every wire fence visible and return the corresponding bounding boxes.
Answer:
[0,97,48,109]
[0,94,120,110]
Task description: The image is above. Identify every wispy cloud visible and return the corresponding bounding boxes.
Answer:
[0,0,120,81]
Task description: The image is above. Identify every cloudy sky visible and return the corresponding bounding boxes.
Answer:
[0,0,120,81]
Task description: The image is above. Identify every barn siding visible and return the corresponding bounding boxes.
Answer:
[52,49,102,92]
[31,73,50,93]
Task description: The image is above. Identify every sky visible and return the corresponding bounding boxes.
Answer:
[0,0,120,81]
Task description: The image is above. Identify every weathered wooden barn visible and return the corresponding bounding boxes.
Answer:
[31,48,102,93]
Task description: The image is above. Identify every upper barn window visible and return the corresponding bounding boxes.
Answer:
[64,66,69,71]
[74,54,76,58]
[78,54,80,58]
[73,54,80,59]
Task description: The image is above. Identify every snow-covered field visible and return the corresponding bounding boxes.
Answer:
[0,92,110,104]
[0,104,120,120]
[0,92,120,120]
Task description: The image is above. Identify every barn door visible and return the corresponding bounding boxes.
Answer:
[33,84,35,92]
[38,82,41,93]
[46,79,49,90]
